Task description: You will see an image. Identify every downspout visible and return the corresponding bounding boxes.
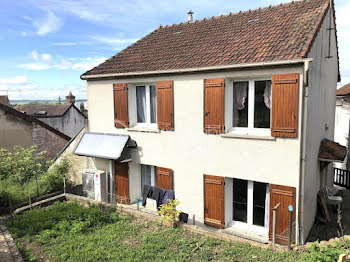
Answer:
[298,60,311,244]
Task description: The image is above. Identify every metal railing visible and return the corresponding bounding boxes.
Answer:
[334,167,350,189]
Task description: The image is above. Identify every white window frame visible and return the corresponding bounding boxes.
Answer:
[226,78,271,136]
[135,84,157,129]
[228,180,270,236]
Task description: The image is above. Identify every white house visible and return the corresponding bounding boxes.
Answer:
[77,0,342,245]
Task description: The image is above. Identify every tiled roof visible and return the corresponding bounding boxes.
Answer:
[82,0,333,78]
[0,96,9,106]
[336,83,350,96]
[0,103,71,140]
[14,104,71,117]
[318,139,347,162]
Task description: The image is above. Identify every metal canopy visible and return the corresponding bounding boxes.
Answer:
[74,132,130,160]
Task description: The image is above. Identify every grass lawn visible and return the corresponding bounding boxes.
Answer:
[6,202,350,262]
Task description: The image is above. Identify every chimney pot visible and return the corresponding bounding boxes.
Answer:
[187,9,194,22]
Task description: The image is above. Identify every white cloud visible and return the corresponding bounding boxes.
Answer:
[33,11,63,36]
[52,42,77,46]
[93,36,138,45]
[19,50,106,71]
[0,76,29,85]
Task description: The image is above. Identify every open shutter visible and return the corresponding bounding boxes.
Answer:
[203,78,225,134]
[203,174,225,229]
[157,80,174,131]
[156,167,173,190]
[269,184,296,245]
[115,162,130,204]
[271,74,299,138]
[113,83,129,128]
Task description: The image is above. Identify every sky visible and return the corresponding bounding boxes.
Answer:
[0,0,349,101]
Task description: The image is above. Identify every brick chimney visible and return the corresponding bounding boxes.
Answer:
[66,91,75,104]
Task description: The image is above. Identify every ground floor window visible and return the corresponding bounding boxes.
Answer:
[141,164,156,194]
[231,179,269,228]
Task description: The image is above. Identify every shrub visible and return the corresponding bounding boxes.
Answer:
[158,199,181,226]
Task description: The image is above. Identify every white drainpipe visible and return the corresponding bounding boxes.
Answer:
[298,60,311,244]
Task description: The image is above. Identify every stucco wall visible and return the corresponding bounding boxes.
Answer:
[334,98,350,170]
[39,106,85,138]
[87,66,305,233]
[0,108,33,151]
[303,8,339,242]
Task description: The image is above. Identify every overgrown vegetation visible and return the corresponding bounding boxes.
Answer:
[7,202,350,262]
[0,146,70,208]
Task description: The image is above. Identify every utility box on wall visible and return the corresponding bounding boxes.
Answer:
[82,169,107,202]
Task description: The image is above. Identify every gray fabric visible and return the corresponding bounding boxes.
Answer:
[150,85,157,123]
[233,82,248,127]
[263,81,272,109]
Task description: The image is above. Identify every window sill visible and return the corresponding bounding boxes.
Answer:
[127,126,160,133]
[221,133,275,141]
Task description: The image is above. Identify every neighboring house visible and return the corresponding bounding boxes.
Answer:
[334,84,350,170]
[0,95,10,106]
[14,92,86,138]
[77,0,341,245]
[0,102,71,159]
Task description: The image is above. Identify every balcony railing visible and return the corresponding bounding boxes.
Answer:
[334,167,350,189]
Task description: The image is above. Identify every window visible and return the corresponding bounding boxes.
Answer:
[140,164,156,194]
[231,179,269,229]
[231,80,271,133]
[136,84,157,126]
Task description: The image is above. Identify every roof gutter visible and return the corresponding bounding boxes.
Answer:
[81,59,313,80]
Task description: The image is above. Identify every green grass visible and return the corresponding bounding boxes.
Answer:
[6,202,350,262]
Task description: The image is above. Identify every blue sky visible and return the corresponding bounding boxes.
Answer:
[1,0,349,100]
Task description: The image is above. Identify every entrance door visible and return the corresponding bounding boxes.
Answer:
[115,162,130,204]
[203,174,225,229]
[269,184,296,245]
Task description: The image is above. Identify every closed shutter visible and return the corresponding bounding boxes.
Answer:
[271,74,299,138]
[157,80,174,131]
[203,78,225,134]
[115,162,130,204]
[113,83,129,128]
[203,174,225,229]
[269,184,296,245]
[156,167,173,190]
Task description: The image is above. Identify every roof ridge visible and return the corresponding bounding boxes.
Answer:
[160,0,311,29]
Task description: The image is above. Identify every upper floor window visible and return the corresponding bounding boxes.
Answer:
[135,84,157,126]
[231,80,271,132]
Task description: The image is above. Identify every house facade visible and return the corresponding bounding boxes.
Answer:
[0,103,71,159]
[334,84,350,170]
[78,0,339,245]
[14,92,86,138]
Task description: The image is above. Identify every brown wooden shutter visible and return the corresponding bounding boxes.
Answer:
[113,83,129,128]
[203,78,225,134]
[156,80,174,131]
[156,167,173,190]
[203,174,225,229]
[271,74,299,138]
[269,184,296,245]
[115,162,130,204]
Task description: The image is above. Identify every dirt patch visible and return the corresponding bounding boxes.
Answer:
[20,240,50,262]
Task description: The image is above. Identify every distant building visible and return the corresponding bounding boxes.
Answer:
[335,84,350,170]
[14,92,86,138]
[0,102,70,159]
[0,95,9,106]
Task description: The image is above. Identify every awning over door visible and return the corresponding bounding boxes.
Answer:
[318,139,347,163]
[74,132,136,160]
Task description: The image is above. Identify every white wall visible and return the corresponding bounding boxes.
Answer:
[334,98,350,170]
[87,66,305,232]
[303,8,339,242]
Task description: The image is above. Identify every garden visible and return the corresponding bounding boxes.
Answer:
[6,201,350,262]
[0,146,69,212]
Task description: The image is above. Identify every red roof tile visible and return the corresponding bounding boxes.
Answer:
[318,139,347,162]
[337,83,350,96]
[82,0,333,78]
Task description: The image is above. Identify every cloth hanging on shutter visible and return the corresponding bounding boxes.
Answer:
[271,74,299,138]
[156,80,174,131]
[113,83,129,128]
[203,78,225,134]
